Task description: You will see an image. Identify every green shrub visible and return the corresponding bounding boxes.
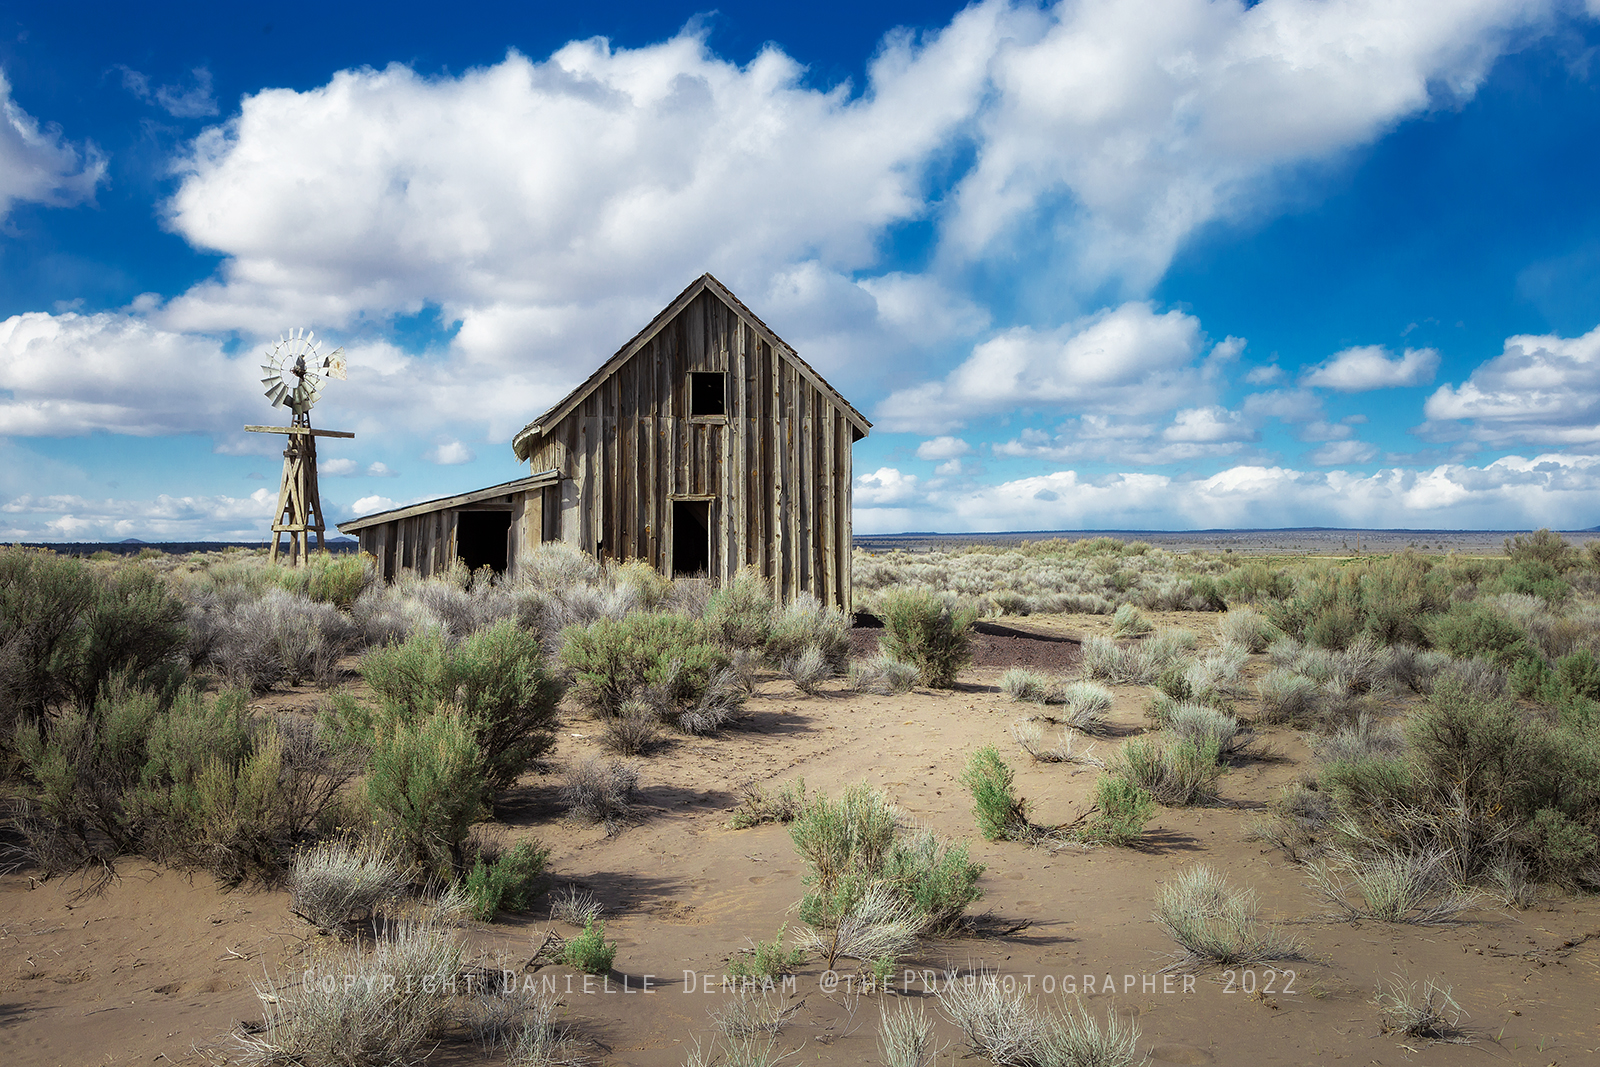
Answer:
[1111,603,1153,637]
[559,612,727,716]
[561,918,617,974]
[1426,605,1536,669]
[463,839,550,920]
[0,549,186,726]
[365,709,487,878]
[766,593,850,670]
[788,783,981,936]
[1083,774,1156,845]
[876,588,976,688]
[302,553,376,610]
[14,674,336,883]
[1504,528,1574,569]
[726,926,808,980]
[880,828,985,932]
[960,745,1029,841]
[703,568,775,650]
[1556,648,1600,701]
[1488,559,1569,602]
[357,620,561,792]
[1108,736,1223,807]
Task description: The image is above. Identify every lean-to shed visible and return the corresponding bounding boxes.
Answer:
[339,274,871,608]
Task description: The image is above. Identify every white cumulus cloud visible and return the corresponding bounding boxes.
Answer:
[425,439,476,465]
[0,69,106,221]
[878,302,1217,433]
[1421,323,1600,447]
[915,436,973,460]
[1302,344,1441,391]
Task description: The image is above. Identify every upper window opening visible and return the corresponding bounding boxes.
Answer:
[690,372,726,417]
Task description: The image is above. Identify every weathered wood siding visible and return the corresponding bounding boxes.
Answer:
[522,289,857,609]
[355,492,542,581]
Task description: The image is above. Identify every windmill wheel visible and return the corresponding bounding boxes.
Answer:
[260,328,346,419]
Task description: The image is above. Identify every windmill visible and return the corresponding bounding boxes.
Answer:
[245,329,354,566]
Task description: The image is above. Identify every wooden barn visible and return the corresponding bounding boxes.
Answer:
[339,274,871,608]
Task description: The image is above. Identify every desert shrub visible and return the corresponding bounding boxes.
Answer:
[1082,774,1156,846]
[288,835,409,932]
[1218,606,1281,653]
[1505,527,1574,568]
[549,885,604,925]
[766,593,850,669]
[610,558,673,610]
[703,568,776,650]
[1108,736,1223,807]
[878,1000,938,1067]
[1308,844,1477,925]
[876,587,977,688]
[1425,604,1535,669]
[1168,704,1255,762]
[1110,603,1153,637]
[463,840,550,920]
[1057,680,1114,721]
[0,550,186,726]
[797,882,923,970]
[1220,560,1295,603]
[783,645,833,694]
[936,977,1046,1066]
[560,612,728,716]
[960,745,1030,841]
[848,653,919,694]
[600,698,661,755]
[1311,714,1405,765]
[1374,975,1468,1042]
[356,620,562,793]
[675,666,748,734]
[728,778,808,829]
[238,921,462,1066]
[15,671,347,883]
[1379,644,1452,694]
[209,588,359,691]
[365,709,487,878]
[301,553,377,610]
[561,917,617,974]
[1255,669,1319,725]
[789,783,981,945]
[726,926,808,981]
[562,757,639,827]
[880,827,985,932]
[1153,865,1304,967]
[1001,667,1051,703]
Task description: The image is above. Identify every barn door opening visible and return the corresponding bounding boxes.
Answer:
[457,511,512,574]
[672,500,710,577]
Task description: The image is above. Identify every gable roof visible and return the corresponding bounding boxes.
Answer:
[511,273,871,461]
[336,470,560,532]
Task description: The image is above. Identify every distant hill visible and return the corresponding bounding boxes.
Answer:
[13,539,360,557]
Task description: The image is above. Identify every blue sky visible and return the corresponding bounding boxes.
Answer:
[3,0,1600,539]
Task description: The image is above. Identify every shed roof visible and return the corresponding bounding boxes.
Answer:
[511,273,871,461]
[336,470,560,533]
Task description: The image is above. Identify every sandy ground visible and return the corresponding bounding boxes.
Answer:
[4,612,1600,1066]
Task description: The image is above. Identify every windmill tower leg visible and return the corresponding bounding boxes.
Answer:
[270,428,326,567]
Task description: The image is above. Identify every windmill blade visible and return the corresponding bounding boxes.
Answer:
[269,383,289,407]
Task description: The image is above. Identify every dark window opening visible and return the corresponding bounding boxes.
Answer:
[690,372,726,416]
[672,500,710,576]
[457,511,511,574]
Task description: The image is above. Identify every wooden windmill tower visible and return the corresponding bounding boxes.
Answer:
[246,329,354,566]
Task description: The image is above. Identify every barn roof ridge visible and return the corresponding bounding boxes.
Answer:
[510,273,871,461]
